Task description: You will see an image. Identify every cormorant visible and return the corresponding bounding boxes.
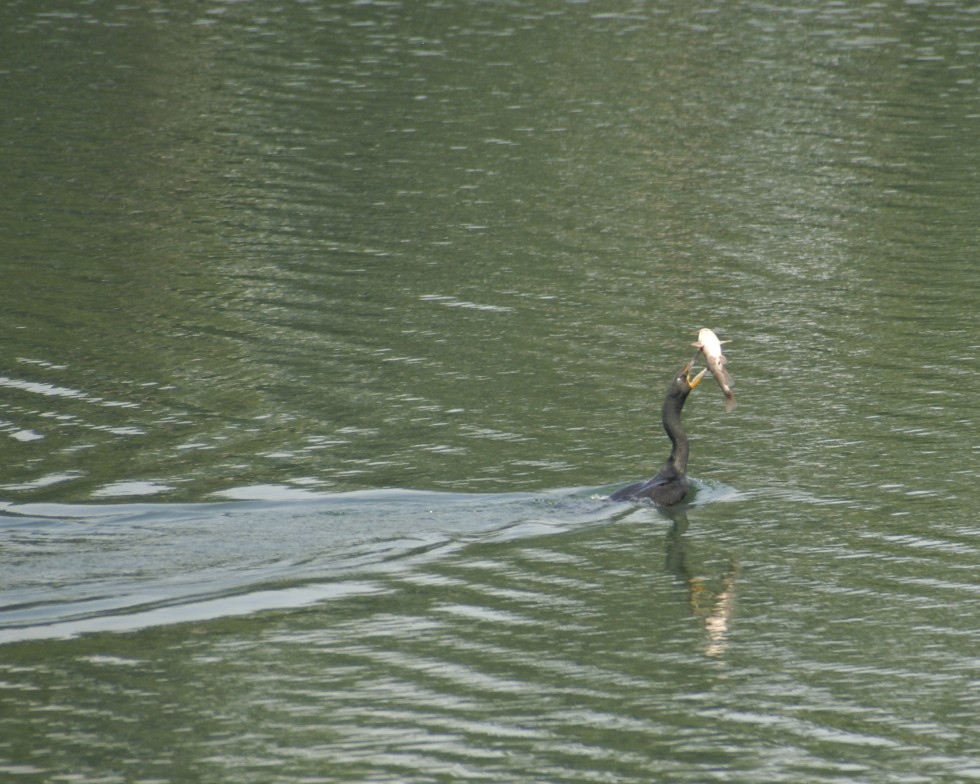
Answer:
[608,362,705,506]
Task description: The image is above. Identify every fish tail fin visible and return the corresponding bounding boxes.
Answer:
[724,392,737,413]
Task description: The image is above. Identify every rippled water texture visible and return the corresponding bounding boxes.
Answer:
[1,1,978,782]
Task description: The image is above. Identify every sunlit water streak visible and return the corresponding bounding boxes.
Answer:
[0,477,743,643]
[0,487,623,643]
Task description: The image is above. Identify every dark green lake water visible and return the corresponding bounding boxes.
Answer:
[1,1,978,782]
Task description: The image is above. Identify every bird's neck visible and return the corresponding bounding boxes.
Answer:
[667,430,688,473]
[662,398,688,473]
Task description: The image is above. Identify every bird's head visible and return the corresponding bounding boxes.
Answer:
[671,361,707,397]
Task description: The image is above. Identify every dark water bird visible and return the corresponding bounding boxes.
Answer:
[609,361,706,506]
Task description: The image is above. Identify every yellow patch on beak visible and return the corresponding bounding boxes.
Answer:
[687,368,708,389]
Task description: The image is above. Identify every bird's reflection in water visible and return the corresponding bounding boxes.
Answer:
[663,507,739,659]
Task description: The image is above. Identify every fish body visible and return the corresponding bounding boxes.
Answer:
[693,328,736,412]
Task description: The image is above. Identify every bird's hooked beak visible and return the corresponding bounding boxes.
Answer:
[681,362,707,389]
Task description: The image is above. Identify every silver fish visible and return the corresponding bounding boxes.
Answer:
[693,328,736,412]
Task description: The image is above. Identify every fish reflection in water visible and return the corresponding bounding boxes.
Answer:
[609,503,738,659]
[665,508,738,659]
